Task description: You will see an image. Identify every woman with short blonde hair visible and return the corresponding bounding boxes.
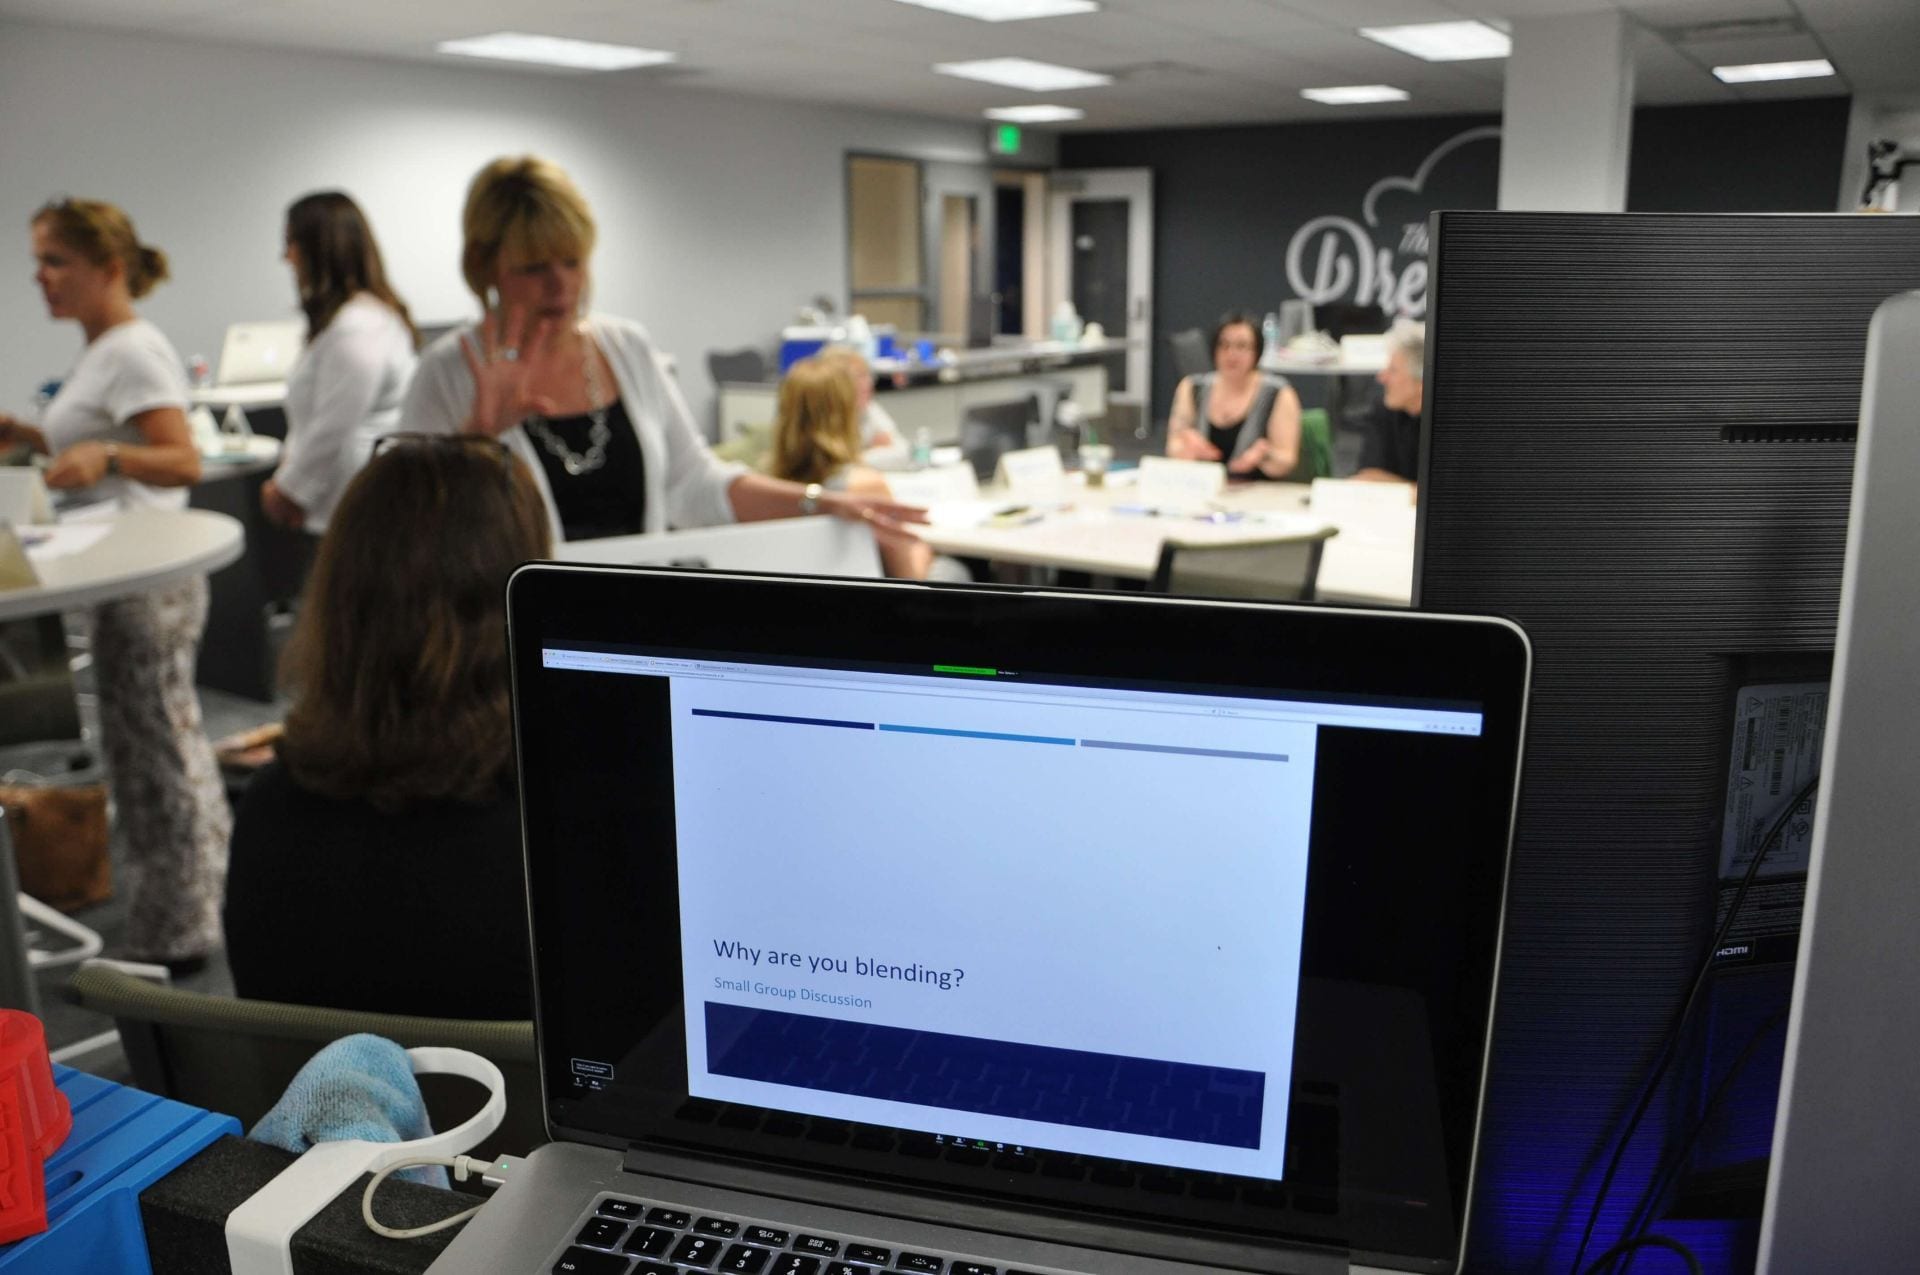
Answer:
[403,154,925,546]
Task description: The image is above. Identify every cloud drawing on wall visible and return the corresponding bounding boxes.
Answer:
[1361,125,1502,228]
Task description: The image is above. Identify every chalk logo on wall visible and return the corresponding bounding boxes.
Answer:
[1283,125,1501,320]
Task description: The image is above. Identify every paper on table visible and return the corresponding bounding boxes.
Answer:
[22,523,112,563]
[1137,456,1225,511]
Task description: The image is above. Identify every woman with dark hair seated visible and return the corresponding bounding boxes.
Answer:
[222,436,549,1018]
[1165,311,1306,481]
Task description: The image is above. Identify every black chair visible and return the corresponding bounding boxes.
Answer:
[1149,528,1338,603]
[706,348,769,388]
[960,397,1037,481]
[1167,328,1212,381]
[1312,303,1387,342]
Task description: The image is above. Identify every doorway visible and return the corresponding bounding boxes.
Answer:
[1049,169,1153,420]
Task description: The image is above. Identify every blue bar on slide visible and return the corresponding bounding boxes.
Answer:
[704,1002,1265,1150]
[691,708,874,730]
[877,724,1075,746]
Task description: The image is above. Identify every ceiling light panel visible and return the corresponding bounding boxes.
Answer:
[894,0,1098,21]
[437,32,676,72]
[934,57,1112,91]
[1712,58,1836,83]
[985,104,1086,121]
[1301,84,1411,105]
[1359,20,1511,62]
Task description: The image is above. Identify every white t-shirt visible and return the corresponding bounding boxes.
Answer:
[278,294,417,531]
[40,318,190,511]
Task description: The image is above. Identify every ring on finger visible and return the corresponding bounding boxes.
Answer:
[500,347,520,363]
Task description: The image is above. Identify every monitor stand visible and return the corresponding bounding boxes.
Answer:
[1758,291,1920,1270]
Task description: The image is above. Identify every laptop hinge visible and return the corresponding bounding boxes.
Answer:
[619,1146,1350,1275]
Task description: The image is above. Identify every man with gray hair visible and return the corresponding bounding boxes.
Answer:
[1355,318,1424,487]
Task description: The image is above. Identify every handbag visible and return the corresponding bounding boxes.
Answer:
[0,778,111,912]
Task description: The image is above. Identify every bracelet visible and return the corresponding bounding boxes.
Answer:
[105,443,121,476]
[797,482,823,515]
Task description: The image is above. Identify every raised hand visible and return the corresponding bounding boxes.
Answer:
[459,305,563,437]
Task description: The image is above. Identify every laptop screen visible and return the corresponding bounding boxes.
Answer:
[509,569,1527,1271]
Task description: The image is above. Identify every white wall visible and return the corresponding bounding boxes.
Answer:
[0,20,998,427]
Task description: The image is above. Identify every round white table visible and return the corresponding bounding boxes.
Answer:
[1,508,245,622]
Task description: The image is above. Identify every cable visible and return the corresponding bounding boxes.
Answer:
[361,1152,499,1240]
[1565,772,1820,1275]
[1615,1010,1790,1263]
[1580,1234,1703,1275]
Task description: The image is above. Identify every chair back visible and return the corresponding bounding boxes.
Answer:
[960,398,1037,481]
[1167,328,1212,381]
[1149,528,1337,602]
[66,961,546,1159]
[706,348,769,388]
[1297,408,1335,481]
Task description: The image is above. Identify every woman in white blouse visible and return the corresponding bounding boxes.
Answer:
[402,155,924,546]
[260,191,417,532]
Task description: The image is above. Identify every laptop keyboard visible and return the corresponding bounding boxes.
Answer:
[547,1192,1086,1275]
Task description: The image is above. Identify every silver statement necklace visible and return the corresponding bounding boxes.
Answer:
[524,327,612,477]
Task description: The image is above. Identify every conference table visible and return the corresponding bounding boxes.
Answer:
[912,473,1414,607]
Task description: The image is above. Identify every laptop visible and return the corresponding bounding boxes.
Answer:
[434,568,1529,1275]
[215,319,305,386]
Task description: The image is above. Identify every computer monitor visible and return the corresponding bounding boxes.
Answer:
[1416,211,1920,1271]
[215,319,304,386]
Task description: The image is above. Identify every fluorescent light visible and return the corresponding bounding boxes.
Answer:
[437,32,676,72]
[894,0,1098,20]
[934,57,1112,91]
[1301,84,1410,105]
[1359,20,1510,62]
[1713,58,1835,84]
[985,104,1086,122]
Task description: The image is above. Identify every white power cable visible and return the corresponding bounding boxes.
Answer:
[360,1153,500,1240]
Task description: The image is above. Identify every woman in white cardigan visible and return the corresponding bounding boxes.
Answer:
[262,191,418,533]
[403,155,924,545]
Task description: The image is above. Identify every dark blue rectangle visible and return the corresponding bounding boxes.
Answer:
[691,708,874,731]
[703,1002,1264,1150]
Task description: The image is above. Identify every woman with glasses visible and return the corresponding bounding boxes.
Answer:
[0,198,226,973]
[223,436,542,1016]
[402,155,925,547]
[1164,311,1305,481]
[259,191,418,533]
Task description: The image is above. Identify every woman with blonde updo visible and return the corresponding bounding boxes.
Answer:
[0,199,226,971]
[402,155,924,545]
[768,357,930,579]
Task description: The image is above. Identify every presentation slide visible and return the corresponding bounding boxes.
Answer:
[673,668,1317,1180]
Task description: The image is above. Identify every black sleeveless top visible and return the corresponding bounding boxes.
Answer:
[1194,373,1296,482]
[523,399,646,541]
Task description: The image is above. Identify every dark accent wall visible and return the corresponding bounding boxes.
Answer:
[1060,98,1851,423]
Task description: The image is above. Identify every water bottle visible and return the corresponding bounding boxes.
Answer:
[1262,311,1281,355]
[911,426,934,469]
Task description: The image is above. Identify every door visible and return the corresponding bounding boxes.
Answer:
[1049,169,1153,414]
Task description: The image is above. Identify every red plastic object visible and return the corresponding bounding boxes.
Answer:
[0,1011,71,1245]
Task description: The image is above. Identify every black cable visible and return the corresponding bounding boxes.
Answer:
[1580,1234,1703,1275]
[1565,772,1821,1275]
[1613,1010,1790,1268]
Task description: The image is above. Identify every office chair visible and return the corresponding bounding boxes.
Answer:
[1298,407,1335,481]
[706,348,769,388]
[1149,527,1337,602]
[1167,328,1212,381]
[960,397,1037,481]
[0,617,82,747]
[66,961,545,1159]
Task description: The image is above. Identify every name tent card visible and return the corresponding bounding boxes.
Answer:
[1137,456,1226,511]
[994,446,1066,499]
[0,470,54,527]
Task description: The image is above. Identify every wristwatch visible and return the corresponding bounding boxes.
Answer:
[104,444,121,476]
[798,482,823,515]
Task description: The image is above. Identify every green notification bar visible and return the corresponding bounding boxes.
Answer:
[934,664,999,677]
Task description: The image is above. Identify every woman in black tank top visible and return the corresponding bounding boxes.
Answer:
[1165,312,1306,482]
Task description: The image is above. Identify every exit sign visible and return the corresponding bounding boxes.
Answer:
[991,123,1023,155]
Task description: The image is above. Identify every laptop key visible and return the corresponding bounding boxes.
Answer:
[821,1265,867,1275]
[744,1226,790,1247]
[672,1233,724,1267]
[576,1217,629,1249]
[696,1217,743,1238]
[898,1256,946,1273]
[623,1227,673,1257]
[766,1258,821,1275]
[647,1207,693,1228]
[845,1245,891,1266]
[794,1236,841,1256]
[720,1243,773,1273]
[598,1199,646,1220]
[552,1247,628,1275]
[632,1266,676,1275]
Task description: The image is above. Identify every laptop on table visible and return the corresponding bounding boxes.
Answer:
[433,568,1529,1275]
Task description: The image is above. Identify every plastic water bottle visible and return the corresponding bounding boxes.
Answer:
[1262,311,1281,353]
[911,426,934,469]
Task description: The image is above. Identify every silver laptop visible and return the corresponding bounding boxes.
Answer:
[434,567,1529,1275]
[215,319,304,386]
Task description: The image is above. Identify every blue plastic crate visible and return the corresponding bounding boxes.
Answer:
[0,1065,238,1274]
